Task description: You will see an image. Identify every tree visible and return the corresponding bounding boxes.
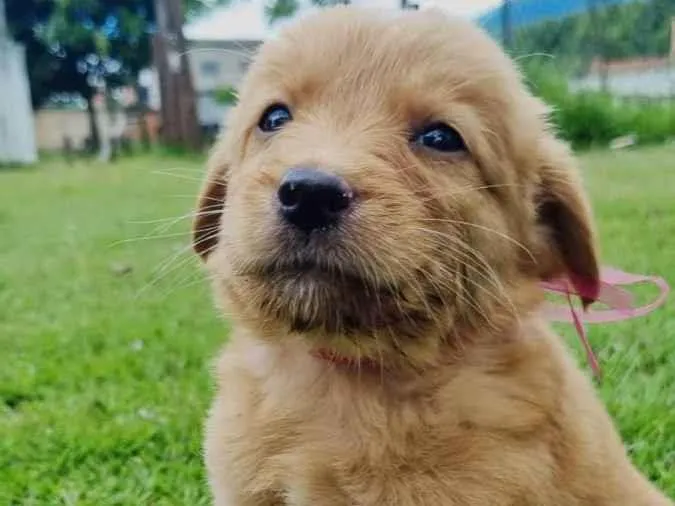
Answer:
[265,0,299,24]
[5,0,353,153]
[153,0,201,150]
[265,0,349,23]
[512,0,675,75]
[5,0,58,109]
[6,0,153,151]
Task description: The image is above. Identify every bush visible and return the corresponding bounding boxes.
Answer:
[627,101,675,144]
[214,85,239,106]
[521,61,675,149]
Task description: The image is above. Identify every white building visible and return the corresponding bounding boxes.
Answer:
[571,57,675,99]
[0,0,37,164]
[570,17,675,99]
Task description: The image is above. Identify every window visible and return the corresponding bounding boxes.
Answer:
[201,61,220,78]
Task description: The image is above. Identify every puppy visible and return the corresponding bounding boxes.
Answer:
[193,7,672,505]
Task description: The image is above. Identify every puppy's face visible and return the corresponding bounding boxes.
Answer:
[194,8,599,366]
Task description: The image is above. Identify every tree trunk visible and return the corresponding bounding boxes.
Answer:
[85,92,100,153]
[96,83,112,163]
[153,0,202,151]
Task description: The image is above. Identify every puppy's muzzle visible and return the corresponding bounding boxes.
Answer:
[277,168,354,233]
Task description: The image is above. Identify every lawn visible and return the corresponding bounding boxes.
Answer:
[1,146,674,504]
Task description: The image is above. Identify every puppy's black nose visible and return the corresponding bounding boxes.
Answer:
[278,168,353,233]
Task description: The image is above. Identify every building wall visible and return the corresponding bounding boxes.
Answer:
[570,62,675,99]
[140,39,261,128]
[35,108,157,151]
[34,109,92,151]
[0,39,37,163]
[188,40,259,93]
[188,40,261,127]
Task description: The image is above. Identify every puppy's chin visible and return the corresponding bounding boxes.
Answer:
[227,258,436,339]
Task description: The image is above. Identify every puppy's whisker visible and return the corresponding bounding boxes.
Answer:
[346,239,397,292]
[158,165,205,171]
[126,209,220,226]
[144,209,221,240]
[119,216,212,249]
[151,170,227,186]
[400,235,512,328]
[113,209,219,250]
[431,236,512,310]
[441,233,519,318]
[127,215,194,226]
[361,219,510,329]
[155,268,220,302]
[417,183,525,202]
[513,52,555,62]
[407,227,504,294]
[153,265,205,299]
[136,233,217,298]
[111,228,211,248]
[401,225,501,292]
[419,218,535,261]
[163,194,224,203]
[154,165,212,175]
[178,47,255,61]
[458,277,508,331]
[415,258,495,331]
[134,252,197,300]
[347,242,428,340]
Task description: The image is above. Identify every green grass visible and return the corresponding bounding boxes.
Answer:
[1,147,674,504]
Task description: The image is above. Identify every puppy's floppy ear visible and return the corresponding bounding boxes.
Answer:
[192,156,228,261]
[535,137,600,305]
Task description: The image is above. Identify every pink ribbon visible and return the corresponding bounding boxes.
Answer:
[541,267,670,379]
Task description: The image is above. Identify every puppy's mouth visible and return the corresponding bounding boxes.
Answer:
[237,257,421,334]
[260,259,380,291]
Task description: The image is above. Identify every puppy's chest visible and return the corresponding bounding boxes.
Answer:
[213,359,566,506]
[255,394,452,504]
[230,378,521,506]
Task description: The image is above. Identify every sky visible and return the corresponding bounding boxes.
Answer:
[419,0,502,17]
[348,0,502,16]
[185,0,504,41]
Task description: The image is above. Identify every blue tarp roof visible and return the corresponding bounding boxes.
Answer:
[478,0,637,34]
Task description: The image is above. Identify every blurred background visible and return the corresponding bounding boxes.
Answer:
[2,0,674,159]
[1,0,673,504]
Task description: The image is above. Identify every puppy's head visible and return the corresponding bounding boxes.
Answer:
[194,7,599,367]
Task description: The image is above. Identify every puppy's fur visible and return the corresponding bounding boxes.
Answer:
[193,7,672,505]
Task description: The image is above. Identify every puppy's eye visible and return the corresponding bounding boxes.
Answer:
[258,104,292,132]
[415,123,466,153]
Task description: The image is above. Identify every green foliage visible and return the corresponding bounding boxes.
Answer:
[512,1,675,149]
[214,85,239,105]
[513,0,675,74]
[523,61,675,148]
[6,0,148,113]
[624,101,675,144]
[265,0,299,23]
[5,0,230,107]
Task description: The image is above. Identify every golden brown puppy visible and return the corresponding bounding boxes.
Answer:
[193,7,672,505]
